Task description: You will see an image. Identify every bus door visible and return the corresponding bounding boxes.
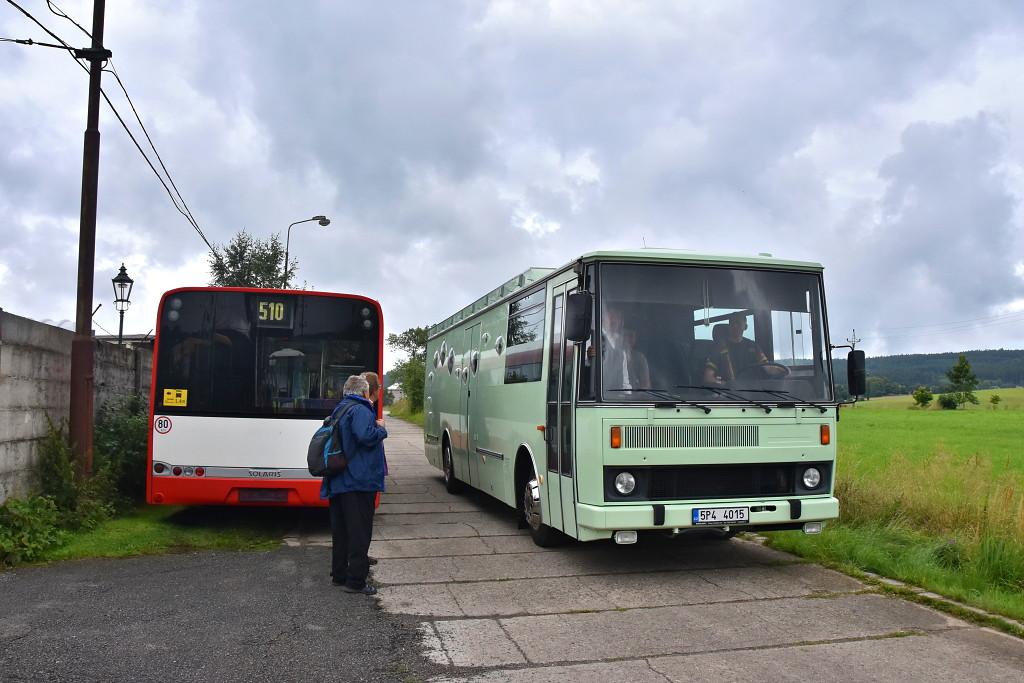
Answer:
[460,323,481,488]
[544,286,578,536]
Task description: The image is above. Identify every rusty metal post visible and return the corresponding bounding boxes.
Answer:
[69,0,108,475]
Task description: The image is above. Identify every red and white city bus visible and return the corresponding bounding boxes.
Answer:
[147,287,383,507]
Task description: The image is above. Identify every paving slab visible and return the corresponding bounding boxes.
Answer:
[372,522,524,541]
[371,535,549,559]
[692,563,864,599]
[375,511,516,527]
[371,537,497,558]
[379,501,485,514]
[648,628,1024,682]
[431,660,671,683]
[381,563,861,618]
[421,593,958,667]
[380,492,450,504]
[383,484,440,495]
[489,594,963,665]
[373,539,801,585]
[433,619,527,667]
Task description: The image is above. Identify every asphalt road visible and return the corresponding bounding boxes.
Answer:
[0,528,428,682]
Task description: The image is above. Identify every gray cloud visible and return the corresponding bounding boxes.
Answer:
[2,1,1024,362]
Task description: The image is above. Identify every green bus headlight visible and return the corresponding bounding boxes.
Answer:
[614,472,636,495]
[802,467,822,489]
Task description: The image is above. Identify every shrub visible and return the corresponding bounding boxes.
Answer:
[34,419,113,530]
[990,394,1002,409]
[911,386,933,408]
[937,394,958,410]
[94,396,149,509]
[35,417,80,511]
[0,496,64,565]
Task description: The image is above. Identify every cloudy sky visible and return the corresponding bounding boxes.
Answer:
[3,0,1024,367]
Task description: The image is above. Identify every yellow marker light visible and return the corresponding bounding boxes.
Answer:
[610,426,622,449]
[820,424,831,445]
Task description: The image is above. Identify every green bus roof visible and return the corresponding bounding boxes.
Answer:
[576,248,823,271]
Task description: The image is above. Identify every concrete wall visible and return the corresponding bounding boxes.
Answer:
[0,309,152,503]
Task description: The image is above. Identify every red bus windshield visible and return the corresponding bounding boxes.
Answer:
[154,290,381,418]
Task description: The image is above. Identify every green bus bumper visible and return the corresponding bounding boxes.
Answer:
[574,496,839,542]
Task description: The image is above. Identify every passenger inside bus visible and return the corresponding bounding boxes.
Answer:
[599,306,652,392]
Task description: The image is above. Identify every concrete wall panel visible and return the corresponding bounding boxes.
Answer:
[0,312,73,355]
[0,309,151,503]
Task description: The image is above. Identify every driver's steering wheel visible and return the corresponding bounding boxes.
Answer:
[734,362,791,380]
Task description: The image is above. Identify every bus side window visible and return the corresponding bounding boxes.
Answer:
[579,264,597,401]
[504,287,545,384]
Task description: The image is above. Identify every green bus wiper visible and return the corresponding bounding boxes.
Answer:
[674,384,772,414]
[607,388,712,414]
[733,387,830,414]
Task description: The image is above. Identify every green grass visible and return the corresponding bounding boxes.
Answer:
[765,387,1024,622]
[388,399,424,426]
[36,505,296,564]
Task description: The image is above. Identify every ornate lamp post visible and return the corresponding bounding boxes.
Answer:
[283,215,330,288]
[111,263,134,345]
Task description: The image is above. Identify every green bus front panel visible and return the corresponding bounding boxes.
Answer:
[570,406,838,541]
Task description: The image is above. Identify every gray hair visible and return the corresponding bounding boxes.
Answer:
[343,375,370,396]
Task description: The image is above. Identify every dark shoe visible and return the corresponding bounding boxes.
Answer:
[331,580,346,587]
[340,584,377,595]
[368,556,379,566]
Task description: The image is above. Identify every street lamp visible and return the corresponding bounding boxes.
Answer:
[111,263,134,345]
[283,215,330,288]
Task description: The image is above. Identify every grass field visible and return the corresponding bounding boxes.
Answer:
[766,387,1024,622]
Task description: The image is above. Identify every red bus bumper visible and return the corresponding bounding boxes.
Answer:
[148,477,327,507]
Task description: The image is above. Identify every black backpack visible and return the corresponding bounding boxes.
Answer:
[306,401,358,477]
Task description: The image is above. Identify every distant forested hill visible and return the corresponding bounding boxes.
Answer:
[833,349,1024,397]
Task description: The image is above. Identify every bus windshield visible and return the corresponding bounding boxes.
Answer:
[597,263,832,403]
[155,291,379,417]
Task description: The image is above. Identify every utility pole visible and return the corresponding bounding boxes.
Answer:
[69,0,110,475]
[846,329,861,351]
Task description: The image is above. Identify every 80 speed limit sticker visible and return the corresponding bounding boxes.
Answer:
[154,416,172,434]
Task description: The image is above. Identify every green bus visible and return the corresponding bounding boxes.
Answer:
[423,250,865,546]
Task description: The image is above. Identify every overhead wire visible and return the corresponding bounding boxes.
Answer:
[5,0,79,54]
[46,0,89,39]
[103,61,207,245]
[0,36,66,48]
[4,0,216,253]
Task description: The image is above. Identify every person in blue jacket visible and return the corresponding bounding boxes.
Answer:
[321,375,388,594]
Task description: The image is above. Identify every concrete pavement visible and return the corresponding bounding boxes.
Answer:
[344,417,1024,681]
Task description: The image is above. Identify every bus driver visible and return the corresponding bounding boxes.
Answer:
[703,312,787,384]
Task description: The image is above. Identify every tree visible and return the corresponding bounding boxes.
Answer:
[945,354,979,408]
[208,230,296,288]
[387,326,429,412]
[989,394,1001,409]
[911,386,933,408]
[386,327,428,364]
